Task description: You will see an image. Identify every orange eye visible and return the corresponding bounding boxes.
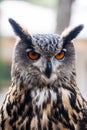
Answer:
[28,51,40,60]
[55,51,65,60]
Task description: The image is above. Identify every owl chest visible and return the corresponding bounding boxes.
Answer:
[3,87,80,130]
[25,88,79,130]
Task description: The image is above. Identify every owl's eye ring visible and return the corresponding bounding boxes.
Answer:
[55,51,65,60]
[27,51,41,60]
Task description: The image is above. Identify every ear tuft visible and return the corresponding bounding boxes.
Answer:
[9,18,31,42]
[61,24,84,42]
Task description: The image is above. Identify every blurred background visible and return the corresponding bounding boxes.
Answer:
[0,0,87,107]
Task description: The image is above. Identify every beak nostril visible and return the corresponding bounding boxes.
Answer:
[45,61,52,78]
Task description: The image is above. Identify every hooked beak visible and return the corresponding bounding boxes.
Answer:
[45,61,52,78]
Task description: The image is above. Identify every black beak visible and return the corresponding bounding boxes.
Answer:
[45,61,52,78]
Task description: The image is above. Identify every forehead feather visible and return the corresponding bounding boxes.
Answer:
[32,34,62,55]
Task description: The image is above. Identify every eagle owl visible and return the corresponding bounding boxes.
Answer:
[0,18,87,130]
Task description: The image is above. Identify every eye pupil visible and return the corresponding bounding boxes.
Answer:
[28,51,40,60]
[31,52,36,56]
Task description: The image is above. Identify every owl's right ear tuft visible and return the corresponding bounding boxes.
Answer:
[61,24,84,43]
[9,18,32,43]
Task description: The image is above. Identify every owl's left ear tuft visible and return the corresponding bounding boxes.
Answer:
[9,18,31,43]
[61,24,84,42]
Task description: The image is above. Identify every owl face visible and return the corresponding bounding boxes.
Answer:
[9,18,83,85]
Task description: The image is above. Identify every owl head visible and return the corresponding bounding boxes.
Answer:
[9,18,83,86]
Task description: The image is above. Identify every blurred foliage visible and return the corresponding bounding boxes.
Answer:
[0,0,57,8]
[0,61,11,86]
[27,0,57,8]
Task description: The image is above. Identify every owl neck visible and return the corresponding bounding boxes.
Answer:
[12,68,78,92]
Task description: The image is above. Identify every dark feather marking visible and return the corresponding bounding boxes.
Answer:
[59,105,69,122]
[80,108,87,129]
[77,99,82,109]
[63,24,84,43]
[48,115,58,124]
[9,18,32,47]
[37,115,41,130]
[42,102,47,109]
[69,93,80,113]
[13,110,18,121]
[36,96,39,102]
[70,125,75,130]
[35,105,40,114]
[0,109,6,130]
[9,18,29,39]
[72,113,77,123]
[74,105,80,113]
[26,120,30,130]
[47,90,51,103]
[58,118,70,128]
[69,92,76,108]
[48,121,52,130]
[18,118,24,126]
[9,111,18,126]
[21,126,24,130]
[12,124,17,130]
[43,127,47,130]
[52,108,59,121]
[26,105,33,129]
[52,88,62,121]
[18,102,25,115]
[6,103,12,116]
[62,84,76,95]
[53,87,61,105]
[25,89,32,104]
